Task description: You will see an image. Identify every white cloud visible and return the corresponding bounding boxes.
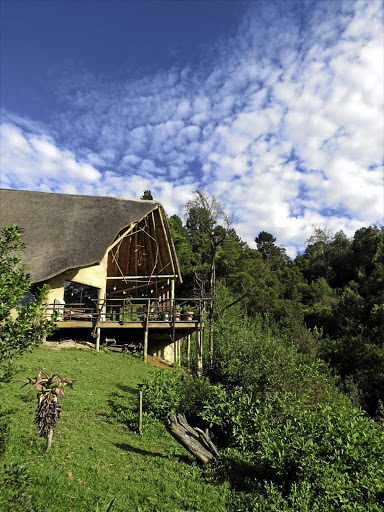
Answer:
[0,121,101,192]
[1,0,383,254]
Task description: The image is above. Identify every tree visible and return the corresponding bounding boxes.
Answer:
[0,225,55,382]
[168,215,194,296]
[184,191,231,369]
[255,231,288,269]
[140,190,153,200]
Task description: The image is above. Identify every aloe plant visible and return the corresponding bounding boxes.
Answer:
[22,371,74,451]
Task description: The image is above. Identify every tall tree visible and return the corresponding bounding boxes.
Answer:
[184,190,231,368]
[140,190,154,200]
[255,231,288,268]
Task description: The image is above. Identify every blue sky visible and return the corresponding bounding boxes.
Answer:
[1,0,383,257]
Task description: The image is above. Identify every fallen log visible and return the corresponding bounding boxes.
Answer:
[166,413,220,465]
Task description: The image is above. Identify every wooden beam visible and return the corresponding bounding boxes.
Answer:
[107,223,135,251]
[95,327,101,352]
[134,227,138,281]
[196,325,202,376]
[151,211,166,280]
[158,208,176,276]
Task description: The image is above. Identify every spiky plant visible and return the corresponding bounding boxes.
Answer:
[22,371,74,451]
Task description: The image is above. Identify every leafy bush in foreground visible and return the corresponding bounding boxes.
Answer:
[202,387,384,511]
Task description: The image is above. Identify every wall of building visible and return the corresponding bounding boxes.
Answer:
[46,252,108,307]
[149,337,176,363]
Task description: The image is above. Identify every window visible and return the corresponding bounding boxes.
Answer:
[64,281,99,311]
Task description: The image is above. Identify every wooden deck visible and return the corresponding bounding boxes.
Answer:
[48,297,206,363]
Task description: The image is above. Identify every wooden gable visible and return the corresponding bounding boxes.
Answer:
[106,206,181,298]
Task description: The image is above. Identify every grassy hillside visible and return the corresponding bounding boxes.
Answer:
[0,347,228,512]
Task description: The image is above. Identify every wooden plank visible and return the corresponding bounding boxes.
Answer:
[151,211,165,282]
[158,208,176,276]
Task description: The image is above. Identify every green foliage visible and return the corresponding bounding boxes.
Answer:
[202,387,384,510]
[0,225,30,319]
[0,225,56,383]
[140,190,153,200]
[0,408,10,457]
[142,370,214,425]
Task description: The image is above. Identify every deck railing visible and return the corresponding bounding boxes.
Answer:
[47,297,205,324]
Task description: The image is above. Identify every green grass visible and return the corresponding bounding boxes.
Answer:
[1,347,229,512]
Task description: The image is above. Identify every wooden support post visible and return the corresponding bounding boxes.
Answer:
[95,327,100,352]
[187,334,191,370]
[176,338,180,365]
[171,278,175,301]
[138,389,143,435]
[143,299,150,363]
[196,326,203,377]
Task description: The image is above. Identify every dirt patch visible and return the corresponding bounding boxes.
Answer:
[147,355,173,369]
[44,339,94,350]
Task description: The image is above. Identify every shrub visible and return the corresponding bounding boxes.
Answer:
[142,370,214,425]
[0,225,55,383]
[201,386,384,511]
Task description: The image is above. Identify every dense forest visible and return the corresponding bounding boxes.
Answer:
[167,192,384,416]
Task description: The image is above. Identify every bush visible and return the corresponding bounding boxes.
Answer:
[142,370,214,426]
[202,386,384,511]
[0,225,55,383]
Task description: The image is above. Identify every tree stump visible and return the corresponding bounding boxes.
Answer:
[166,413,220,465]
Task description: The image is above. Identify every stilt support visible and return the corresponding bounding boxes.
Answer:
[143,299,150,363]
[95,327,100,352]
[187,334,191,370]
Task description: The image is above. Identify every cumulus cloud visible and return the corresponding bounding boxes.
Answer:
[0,121,101,192]
[1,0,383,256]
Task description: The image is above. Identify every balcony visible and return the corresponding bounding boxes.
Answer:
[47,297,205,329]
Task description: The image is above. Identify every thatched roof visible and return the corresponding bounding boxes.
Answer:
[0,188,174,283]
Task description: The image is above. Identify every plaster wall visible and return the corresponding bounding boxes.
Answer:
[149,338,175,363]
[46,252,108,306]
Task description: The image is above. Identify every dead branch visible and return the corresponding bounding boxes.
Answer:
[166,413,220,466]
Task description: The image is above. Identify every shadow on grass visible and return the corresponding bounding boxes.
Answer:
[101,394,138,430]
[116,384,138,395]
[114,442,191,463]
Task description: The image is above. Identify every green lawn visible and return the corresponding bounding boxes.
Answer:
[1,347,229,512]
